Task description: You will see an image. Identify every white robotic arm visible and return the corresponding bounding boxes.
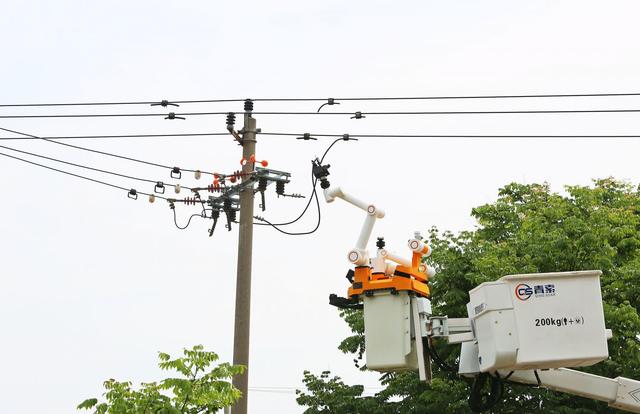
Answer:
[323,186,385,266]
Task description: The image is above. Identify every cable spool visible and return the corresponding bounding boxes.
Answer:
[149,194,155,203]
[174,184,181,194]
[194,170,201,180]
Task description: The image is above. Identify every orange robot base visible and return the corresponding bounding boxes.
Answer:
[347,251,430,298]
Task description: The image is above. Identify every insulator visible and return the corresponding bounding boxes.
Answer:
[223,198,232,211]
[229,209,237,222]
[226,112,236,129]
[258,177,268,192]
[148,194,155,203]
[174,184,181,194]
[244,99,253,112]
[207,183,223,192]
[183,197,198,205]
[194,170,201,180]
[276,181,285,196]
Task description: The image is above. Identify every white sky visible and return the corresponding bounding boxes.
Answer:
[1,1,640,413]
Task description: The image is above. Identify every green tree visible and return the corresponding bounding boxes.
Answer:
[297,179,640,413]
[78,345,244,414]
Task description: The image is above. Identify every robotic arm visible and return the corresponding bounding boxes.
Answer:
[316,162,640,413]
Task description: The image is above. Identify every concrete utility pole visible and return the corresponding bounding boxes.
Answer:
[232,101,256,414]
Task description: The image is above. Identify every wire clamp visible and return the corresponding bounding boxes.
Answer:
[151,99,179,107]
[154,181,166,194]
[317,98,340,112]
[350,111,365,120]
[171,167,182,179]
[296,133,317,141]
[165,112,186,120]
[128,189,138,200]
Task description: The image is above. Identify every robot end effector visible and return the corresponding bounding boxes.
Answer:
[313,159,385,266]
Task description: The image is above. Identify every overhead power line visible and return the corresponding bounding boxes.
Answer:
[2,131,640,142]
[0,126,223,177]
[2,91,640,107]
[0,151,167,200]
[0,132,230,141]
[0,143,190,192]
[3,108,640,119]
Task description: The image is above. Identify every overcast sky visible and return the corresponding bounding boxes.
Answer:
[1,1,640,413]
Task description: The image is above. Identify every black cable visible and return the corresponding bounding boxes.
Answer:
[173,209,206,230]
[0,143,190,191]
[0,151,167,199]
[3,92,640,107]
[468,373,503,413]
[0,126,220,176]
[0,132,231,141]
[254,170,321,235]
[4,108,640,119]
[3,131,640,141]
[263,133,640,139]
[253,136,353,232]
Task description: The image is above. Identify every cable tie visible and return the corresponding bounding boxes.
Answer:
[165,112,186,120]
[150,100,179,107]
[350,111,365,119]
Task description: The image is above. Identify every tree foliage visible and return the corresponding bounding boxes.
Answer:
[78,345,244,414]
[297,179,640,413]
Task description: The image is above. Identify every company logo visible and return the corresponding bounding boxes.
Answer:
[515,283,533,301]
[515,283,556,301]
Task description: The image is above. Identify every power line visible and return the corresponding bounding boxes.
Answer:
[0,127,223,177]
[12,108,640,119]
[0,132,230,141]
[3,92,640,107]
[2,131,640,141]
[267,133,640,139]
[4,108,640,119]
[0,142,190,192]
[0,150,167,199]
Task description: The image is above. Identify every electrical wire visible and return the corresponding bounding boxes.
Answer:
[253,137,354,234]
[0,142,190,191]
[3,131,640,141]
[265,132,640,139]
[4,108,640,119]
[172,209,207,230]
[0,151,167,199]
[0,132,231,141]
[3,91,640,107]
[0,126,222,177]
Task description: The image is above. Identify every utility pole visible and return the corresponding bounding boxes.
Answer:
[232,100,256,414]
